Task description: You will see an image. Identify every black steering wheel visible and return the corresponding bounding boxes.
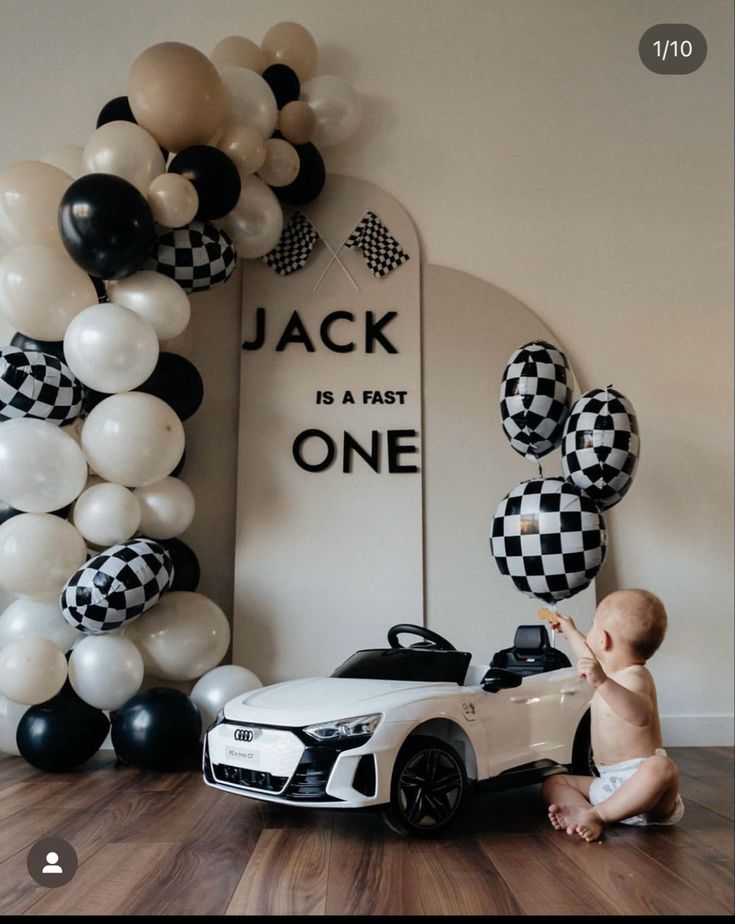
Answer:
[387,624,456,651]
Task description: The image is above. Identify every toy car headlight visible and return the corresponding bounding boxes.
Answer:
[303,713,382,741]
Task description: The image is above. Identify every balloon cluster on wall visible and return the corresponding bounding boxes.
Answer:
[0,22,354,771]
[490,340,640,606]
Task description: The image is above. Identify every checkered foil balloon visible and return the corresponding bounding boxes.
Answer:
[499,341,573,461]
[61,538,174,634]
[490,477,606,604]
[561,386,639,510]
[147,221,237,293]
[0,346,84,425]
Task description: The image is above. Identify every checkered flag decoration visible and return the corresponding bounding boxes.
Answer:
[0,346,84,426]
[61,538,174,633]
[262,211,318,276]
[147,221,237,293]
[345,211,410,277]
[490,477,607,605]
[561,386,639,510]
[500,341,574,461]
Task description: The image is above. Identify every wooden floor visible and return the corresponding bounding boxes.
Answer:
[0,747,732,916]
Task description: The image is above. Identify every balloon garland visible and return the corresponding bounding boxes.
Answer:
[0,22,353,769]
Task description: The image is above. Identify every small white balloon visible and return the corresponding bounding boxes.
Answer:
[41,144,84,179]
[0,595,80,652]
[73,482,141,546]
[301,75,362,146]
[0,695,29,755]
[0,418,87,512]
[68,635,144,710]
[83,120,166,196]
[64,302,159,393]
[218,65,278,139]
[134,477,195,540]
[224,175,283,259]
[0,513,87,596]
[0,160,71,249]
[107,271,191,341]
[81,393,185,487]
[0,636,67,705]
[147,173,199,228]
[191,664,262,731]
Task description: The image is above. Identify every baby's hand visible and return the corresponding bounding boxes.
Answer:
[577,655,607,689]
[542,610,577,636]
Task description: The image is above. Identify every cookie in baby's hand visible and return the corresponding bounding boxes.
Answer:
[537,607,557,623]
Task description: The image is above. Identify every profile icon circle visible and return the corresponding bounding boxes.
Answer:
[27,838,77,887]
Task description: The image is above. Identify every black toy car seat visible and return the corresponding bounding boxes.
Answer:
[490,625,571,677]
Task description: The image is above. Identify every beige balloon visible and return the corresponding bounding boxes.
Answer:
[0,245,97,341]
[129,42,225,153]
[211,35,266,72]
[0,513,87,596]
[0,161,70,250]
[217,122,266,176]
[83,120,166,196]
[107,271,191,341]
[279,101,316,146]
[0,637,68,706]
[147,173,199,227]
[257,138,300,187]
[261,21,318,82]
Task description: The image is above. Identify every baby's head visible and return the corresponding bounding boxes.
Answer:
[587,589,667,664]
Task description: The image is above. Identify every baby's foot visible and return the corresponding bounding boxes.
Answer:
[548,804,568,830]
[548,803,604,841]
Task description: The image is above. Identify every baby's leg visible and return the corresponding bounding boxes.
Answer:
[593,754,679,825]
[542,774,595,833]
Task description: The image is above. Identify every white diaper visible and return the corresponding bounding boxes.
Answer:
[589,748,685,826]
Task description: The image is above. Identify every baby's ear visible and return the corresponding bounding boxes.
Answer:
[602,629,613,651]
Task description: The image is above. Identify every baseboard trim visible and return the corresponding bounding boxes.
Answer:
[661,715,734,746]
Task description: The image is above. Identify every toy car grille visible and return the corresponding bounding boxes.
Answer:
[212,762,289,794]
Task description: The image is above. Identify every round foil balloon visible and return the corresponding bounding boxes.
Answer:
[61,538,174,633]
[490,477,606,604]
[0,346,84,425]
[146,221,237,293]
[561,386,640,510]
[499,340,573,461]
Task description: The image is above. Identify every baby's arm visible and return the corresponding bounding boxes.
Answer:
[548,612,593,660]
[577,661,654,727]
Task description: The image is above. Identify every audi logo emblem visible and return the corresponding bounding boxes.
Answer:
[234,728,254,742]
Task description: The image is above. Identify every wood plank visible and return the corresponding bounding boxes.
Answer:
[0,805,77,864]
[676,798,735,862]
[678,771,734,820]
[670,747,733,778]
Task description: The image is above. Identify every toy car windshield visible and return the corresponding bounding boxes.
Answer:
[331,648,471,684]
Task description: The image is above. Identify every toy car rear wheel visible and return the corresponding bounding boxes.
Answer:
[381,735,469,838]
[571,710,598,777]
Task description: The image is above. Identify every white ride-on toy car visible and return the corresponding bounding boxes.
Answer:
[203,623,594,836]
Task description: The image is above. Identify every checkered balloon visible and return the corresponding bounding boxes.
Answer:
[0,346,84,425]
[561,386,639,510]
[61,538,174,634]
[490,477,606,604]
[499,341,573,461]
[146,221,237,293]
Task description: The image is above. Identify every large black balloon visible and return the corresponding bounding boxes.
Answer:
[58,174,156,279]
[168,146,241,221]
[135,352,203,421]
[111,688,202,772]
[274,141,326,206]
[96,95,168,160]
[16,689,109,772]
[158,538,200,592]
[10,332,65,362]
[261,64,300,109]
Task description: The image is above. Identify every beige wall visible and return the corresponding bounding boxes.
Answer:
[0,0,731,742]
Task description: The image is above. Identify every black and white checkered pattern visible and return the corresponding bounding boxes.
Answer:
[61,538,174,634]
[561,386,639,510]
[262,211,318,276]
[0,346,84,425]
[146,221,238,293]
[490,477,607,604]
[500,341,573,461]
[345,211,410,278]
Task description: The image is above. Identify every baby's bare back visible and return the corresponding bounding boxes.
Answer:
[591,665,663,766]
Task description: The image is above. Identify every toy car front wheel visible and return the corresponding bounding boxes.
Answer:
[571,710,598,777]
[382,735,469,838]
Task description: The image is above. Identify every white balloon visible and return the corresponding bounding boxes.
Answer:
[218,65,278,138]
[63,303,159,393]
[0,595,80,651]
[146,173,199,228]
[42,144,84,179]
[0,513,86,595]
[191,664,262,731]
[0,636,67,705]
[72,482,141,546]
[81,393,185,487]
[224,175,283,259]
[68,635,144,710]
[83,120,166,196]
[0,694,29,755]
[122,592,230,681]
[301,75,362,146]
[106,271,190,341]
[0,160,70,249]
[134,477,195,540]
[0,418,87,512]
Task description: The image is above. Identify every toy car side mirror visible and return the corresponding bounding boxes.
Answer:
[482,668,523,693]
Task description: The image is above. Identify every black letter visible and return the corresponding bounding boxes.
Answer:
[242,306,265,350]
[320,311,355,352]
[343,431,381,473]
[388,429,419,473]
[293,429,335,472]
[276,311,315,352]
[365,311,398,353]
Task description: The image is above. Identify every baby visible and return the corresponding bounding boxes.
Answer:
[541,589,683,842]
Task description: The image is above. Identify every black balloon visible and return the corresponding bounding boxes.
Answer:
[90,275,108,302]
[261,64,300,109]
[10,332,65,362]
[82,386,109,416]
[58,174,156,279]
[111,688,202,772]
[16,688,109,772]
[275,141,326,206]
[96,95,168,160]
[135,352,203,421]
[158,538,200,591]
[168,146,241,221]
